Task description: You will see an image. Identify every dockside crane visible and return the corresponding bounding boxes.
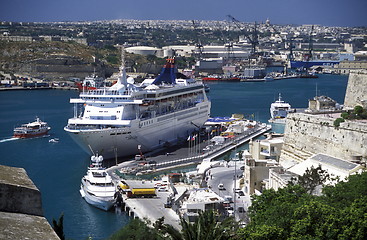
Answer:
[227,14,259,56]
[215,21,234,60]
[191,20,204,61]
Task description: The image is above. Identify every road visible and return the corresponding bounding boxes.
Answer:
[205,161,251,222]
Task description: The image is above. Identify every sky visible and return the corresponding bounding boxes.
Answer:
[1,0,366,27]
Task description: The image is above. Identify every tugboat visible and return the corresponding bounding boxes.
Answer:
[13,117,51,138]
[80,155,116,211]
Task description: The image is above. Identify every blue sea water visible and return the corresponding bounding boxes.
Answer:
[0,74,348,240]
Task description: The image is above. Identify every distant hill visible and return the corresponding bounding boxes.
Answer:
[0,41,168,80]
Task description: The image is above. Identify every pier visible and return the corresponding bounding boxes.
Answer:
[106,122,271,228]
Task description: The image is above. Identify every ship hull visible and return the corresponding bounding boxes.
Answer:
[13,129,50,138]
[65,103,210,159]
[290,60,339,69]
[80,186,115,211]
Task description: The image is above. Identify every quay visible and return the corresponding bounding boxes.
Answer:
[106,122,271,228]
[0,86,77,91]
[107,122,271,176]
[115,179,183,230]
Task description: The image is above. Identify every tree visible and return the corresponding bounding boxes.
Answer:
[340,111,349,119]
[333,117,345,128]
[296,164,330,194]
[321,171,367,208]
[108,218,164,240]
[244,185,313,238]
[162,210,237,240]
[353,105,364,117]
[239,172,367,240]
[52,213,65,240]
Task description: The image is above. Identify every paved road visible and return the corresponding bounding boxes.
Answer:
[205,161,251,222]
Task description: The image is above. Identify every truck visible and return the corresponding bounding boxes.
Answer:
[126,188,156,198]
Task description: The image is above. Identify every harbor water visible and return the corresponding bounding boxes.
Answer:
[0,74,348,240]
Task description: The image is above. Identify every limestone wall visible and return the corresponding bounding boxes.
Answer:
[344,70,367,109]
[0,165,60,240]
[0,165,43,216]
[279,113,367,165]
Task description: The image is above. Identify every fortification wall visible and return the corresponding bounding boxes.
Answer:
[279,113,367,165]
[0,165,43,216]
[0,165,60,240]
[344,70,367,109]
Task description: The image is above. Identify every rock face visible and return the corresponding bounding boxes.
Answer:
[279,113,367,166]
[344,70,367,109]
[0,165,60,240]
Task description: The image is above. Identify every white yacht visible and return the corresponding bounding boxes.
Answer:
[269,93,292,124]
[80,155,116,211]
[64,50,211,159]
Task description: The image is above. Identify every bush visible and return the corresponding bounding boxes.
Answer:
[341,112,349,119]
[333,118,345,128]
[354,105,364,116]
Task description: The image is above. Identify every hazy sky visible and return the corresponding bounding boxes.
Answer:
[1,0,366,27]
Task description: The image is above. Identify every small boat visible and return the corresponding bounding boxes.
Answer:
[13,117,51,138]
[80,155,116,211]
[268,93,292,124]
[49,138,59,143]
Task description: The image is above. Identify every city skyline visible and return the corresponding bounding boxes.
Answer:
[1,0,366,27]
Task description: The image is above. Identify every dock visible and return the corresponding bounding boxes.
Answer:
[106,122,271,229]
[108,123,271,176]
[115,179,184,230]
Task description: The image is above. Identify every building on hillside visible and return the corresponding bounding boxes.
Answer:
[307,95,340,113]
[180,188,224,222]
[249,133,284,161]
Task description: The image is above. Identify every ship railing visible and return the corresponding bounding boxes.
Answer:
[65,124,125,131]
[81,88,138,97]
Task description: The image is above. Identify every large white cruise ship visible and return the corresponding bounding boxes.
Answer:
[64,53,211,159]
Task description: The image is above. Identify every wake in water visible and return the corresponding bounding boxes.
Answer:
[0,137,19,143]
[0,135,51,143]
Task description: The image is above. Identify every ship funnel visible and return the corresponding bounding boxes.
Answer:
[152,58,177,85]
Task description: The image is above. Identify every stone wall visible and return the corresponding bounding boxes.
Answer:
[344,70,367,109]
[0,165,60,240]
[0,165,43,216]
[279,113,367,166]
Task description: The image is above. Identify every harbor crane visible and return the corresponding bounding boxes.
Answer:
[191,20,204,61]
[215,21,234,61]
[227,14,259,55]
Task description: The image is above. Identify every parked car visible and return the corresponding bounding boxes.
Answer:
[157,186,169,192]
[218,183,225,190]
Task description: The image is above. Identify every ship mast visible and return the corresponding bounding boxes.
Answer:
[119,46,128,88]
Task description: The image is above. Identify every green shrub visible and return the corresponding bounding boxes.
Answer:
[333,118,345,128]
[341,112,349,119]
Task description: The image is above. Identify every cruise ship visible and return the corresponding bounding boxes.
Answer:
[64,53,211,159]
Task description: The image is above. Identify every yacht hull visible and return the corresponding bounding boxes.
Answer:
[80,185,115,211]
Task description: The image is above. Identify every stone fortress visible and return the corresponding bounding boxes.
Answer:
[242,70,367,195]
[0,165,60,240]
[279,70,367,167]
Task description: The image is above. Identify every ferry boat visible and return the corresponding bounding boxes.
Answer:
[13,117,51,138]
[64,51,211,159]
[75,74,105,92]
[269,94,292,124]
[80,155,116,211]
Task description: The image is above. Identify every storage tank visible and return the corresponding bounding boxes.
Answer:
[125,46,163,57]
